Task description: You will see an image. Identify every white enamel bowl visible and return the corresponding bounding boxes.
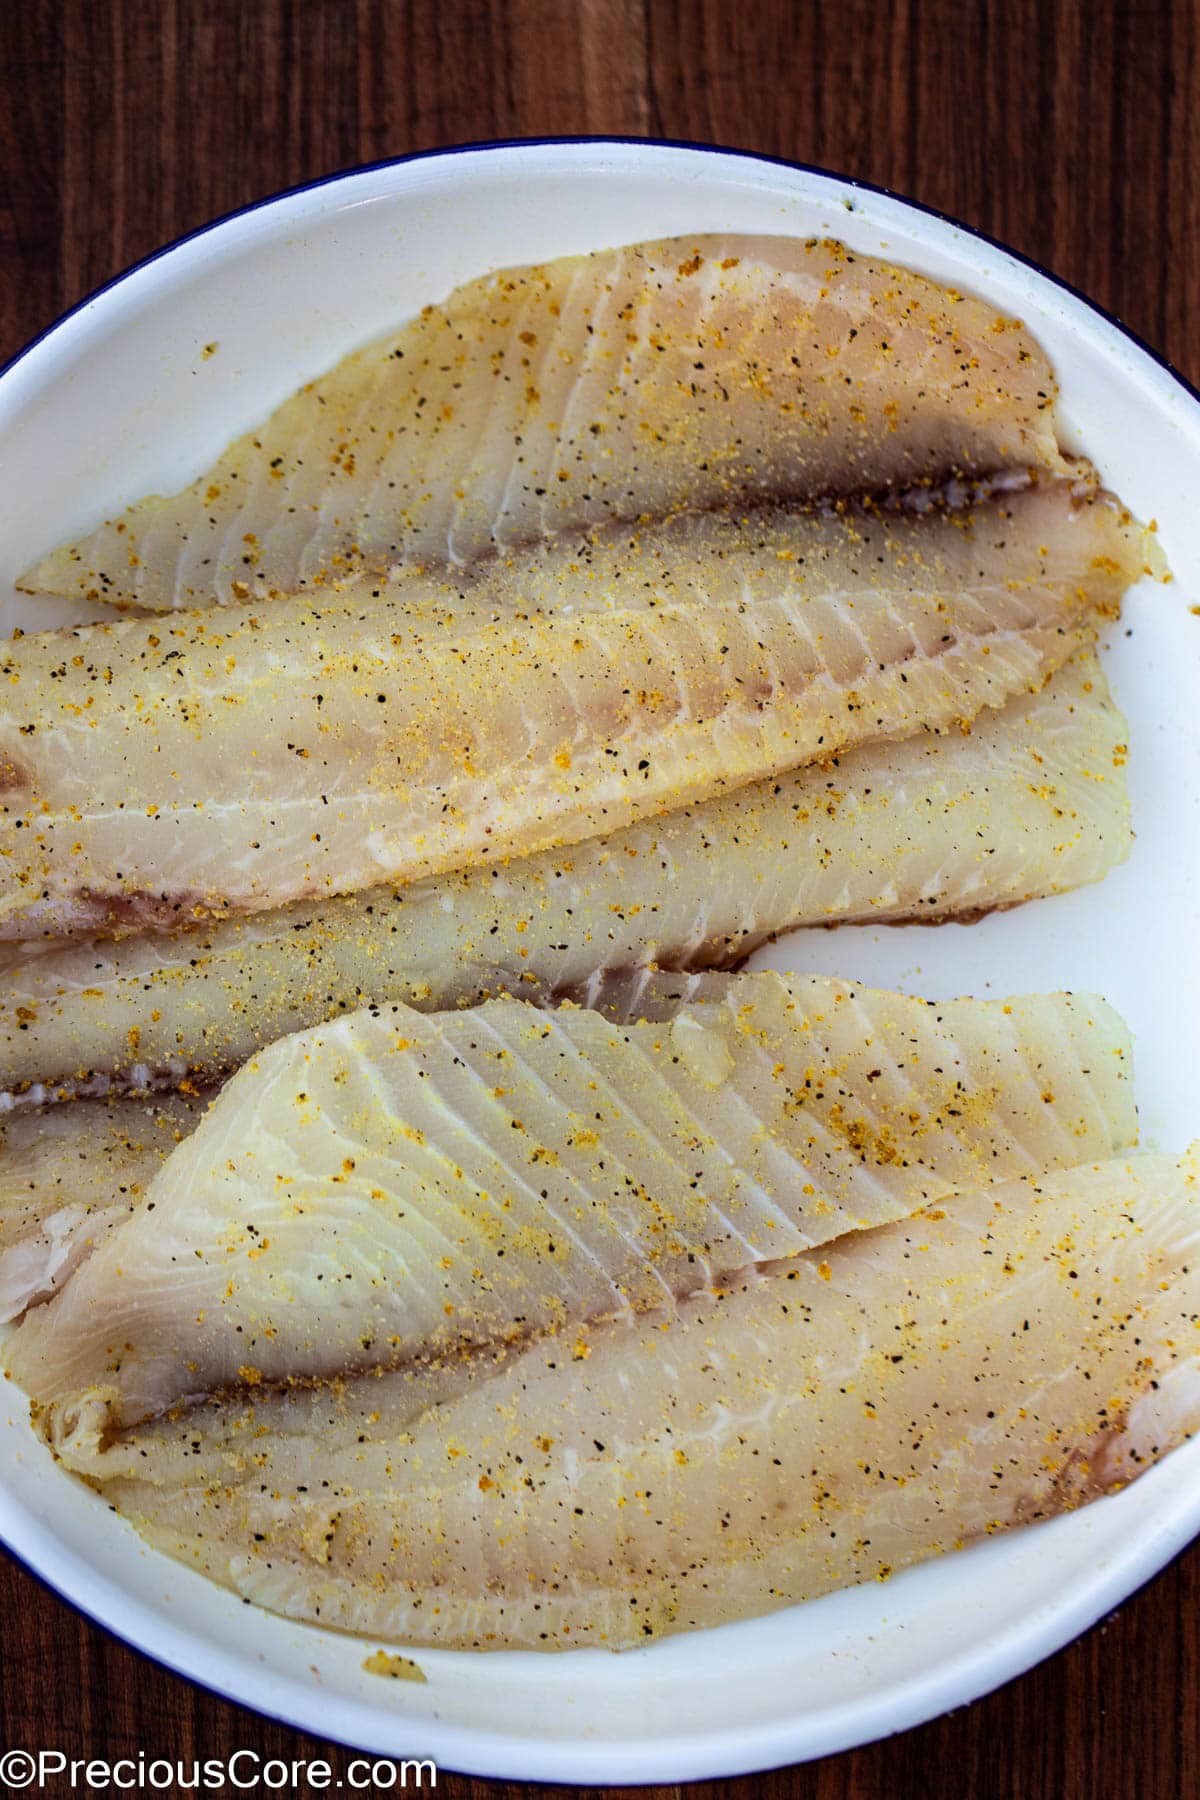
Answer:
[1,140,1198,1785]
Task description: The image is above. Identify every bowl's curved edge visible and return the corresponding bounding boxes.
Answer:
[1,1487,1198,1785]
[3,134,1199,416]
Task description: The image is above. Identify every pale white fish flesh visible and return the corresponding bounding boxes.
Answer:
[0,648,1131,1099]
[17,235,1068,612]
[5,971,1136,1440]
[0,1091,206,1321]
[0,487,1144,942]
[77,1147,1200,1650]
[0,978,721,1324]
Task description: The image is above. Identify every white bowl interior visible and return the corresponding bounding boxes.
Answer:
[0,142,1198,1783]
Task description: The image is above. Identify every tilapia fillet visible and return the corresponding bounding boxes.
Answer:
[0,487,1145,941]
[0,1091,206,1321]
[18,235,1068,611]
[80,1148,1200,1650]
[5,972,1136,1439]
[0,650,1132,1097]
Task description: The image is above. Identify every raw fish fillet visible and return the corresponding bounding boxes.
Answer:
[5,972,1136,1440]
[0,487,1144,942]
[0,1091,205,1321]
[17,236,1068,612]
[0,651,1131,1097]
[78,1148,1200,1650]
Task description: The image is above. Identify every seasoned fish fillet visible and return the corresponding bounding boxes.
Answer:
[5,973,1136,1439]
[0,1091,205,1321]
[77,1148,1200,1650]
[17,235,1068,612]
[0,650,1131,1097]
[0,487,1144,942]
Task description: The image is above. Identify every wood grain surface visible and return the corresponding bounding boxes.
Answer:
[1,2,1197,1794]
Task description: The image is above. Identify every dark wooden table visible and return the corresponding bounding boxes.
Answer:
[2,2,1198,1794]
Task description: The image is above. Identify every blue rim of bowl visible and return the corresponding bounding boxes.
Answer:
[2,134,1199,1783]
